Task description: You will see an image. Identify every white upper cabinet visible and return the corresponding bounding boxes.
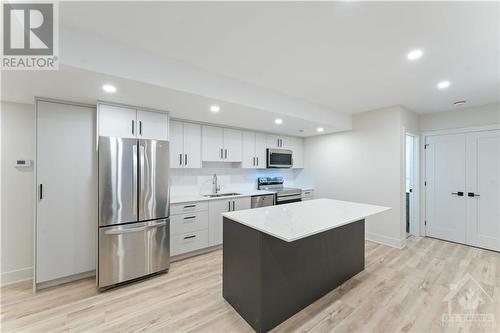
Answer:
[255,132,267,168]
[242,131,256,168]
[183,122,202,168]
[136,110,168,140]
[266,134,291,149]
[242,131,267,169]
[202,125,242,162]
[99,104,137,139]
[98,103,169,141]
[290,137,304,168]
[170,121,184,168]
[224,128,243,162]
[202,125,224,161]
[170,121,201,168]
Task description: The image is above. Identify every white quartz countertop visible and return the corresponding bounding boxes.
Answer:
[171,190,276,204]
[222,198,391,242]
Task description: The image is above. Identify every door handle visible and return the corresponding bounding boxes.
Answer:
[451,192,464,196]
[468,192,481,197]
[105,226,146,235]
[185,154,188,166]
[132,145,138,215]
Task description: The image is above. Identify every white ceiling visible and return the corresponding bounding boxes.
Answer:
[2,65,342,137]
[59,1,499,114]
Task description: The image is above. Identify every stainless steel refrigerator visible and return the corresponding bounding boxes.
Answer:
[98,137,170,289]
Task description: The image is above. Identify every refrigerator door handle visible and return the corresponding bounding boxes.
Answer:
[132,144,138,216]
[104,226,146,235]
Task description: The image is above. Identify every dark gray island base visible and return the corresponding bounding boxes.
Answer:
[222,217,365,333]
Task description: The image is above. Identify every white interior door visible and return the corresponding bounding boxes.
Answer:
[37,101,97,284]
[466,130,500,251]
[425,134,467,243]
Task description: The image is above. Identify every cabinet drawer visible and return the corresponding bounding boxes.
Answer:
[302,190,314,200]
[171,201,208,215]
[171,230,209,256]
[171,211,208,236]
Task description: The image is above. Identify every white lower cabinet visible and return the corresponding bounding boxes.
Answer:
[170,202,209,256]
[208,197,251,246]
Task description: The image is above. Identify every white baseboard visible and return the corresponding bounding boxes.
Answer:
[366,232,406,249]
[1,267,33,286]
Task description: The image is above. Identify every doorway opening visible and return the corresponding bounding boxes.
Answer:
[405,133,419,237]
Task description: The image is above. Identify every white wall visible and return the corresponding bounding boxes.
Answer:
[419,103,499,131]
[171,165,303,197]
[1,101,35,285]
[298,106,409,248]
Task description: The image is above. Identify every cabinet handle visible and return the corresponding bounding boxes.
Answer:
[220,148,223,159]
[228,201,231,211]
[256,157,259,166]
[183,216,196,220]
[277,138,280,147]
[185,154,188,166]
[132,120,135,135]
[468,192,481,197]
[139,121,143,136]
[39,184,43,200]
[184,235,196,240]
[232,201,235,211]
[224,149,227,159]
[451,192,464,197]
[179,154,183,166]
[183,204,196,208]
[253,157,255,166]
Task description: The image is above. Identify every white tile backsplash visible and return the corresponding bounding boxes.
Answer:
[170,166,303,197]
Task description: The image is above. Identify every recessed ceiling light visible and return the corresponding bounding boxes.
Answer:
[317,127,324,132]
[210,105,220,113]
[437,81,450,89]
[407,49,423,60]
[453,100,467,106]
[274,118,283,125]
[102,84,116,93]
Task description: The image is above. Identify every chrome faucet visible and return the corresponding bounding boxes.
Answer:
[212,174,220,194]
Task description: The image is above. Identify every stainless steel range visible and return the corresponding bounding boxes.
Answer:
[257,177,302,205]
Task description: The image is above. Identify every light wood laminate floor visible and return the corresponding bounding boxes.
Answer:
[1,237,499,332]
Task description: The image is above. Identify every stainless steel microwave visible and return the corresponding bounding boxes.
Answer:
[267,149,293,168]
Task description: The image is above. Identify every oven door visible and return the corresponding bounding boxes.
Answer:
[267,149,293,168]
[276,193,302,205]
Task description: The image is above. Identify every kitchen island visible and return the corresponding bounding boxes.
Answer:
[222,198,390,333]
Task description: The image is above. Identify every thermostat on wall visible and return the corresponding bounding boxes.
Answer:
[14,159,32,168]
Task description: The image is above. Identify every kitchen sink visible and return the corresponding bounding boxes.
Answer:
[203,192,242,198]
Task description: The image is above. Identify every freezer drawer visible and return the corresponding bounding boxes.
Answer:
[98,219,170,288]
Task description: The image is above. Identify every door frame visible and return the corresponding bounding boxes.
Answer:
[405,132,420,236]
[421,124,500,237]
